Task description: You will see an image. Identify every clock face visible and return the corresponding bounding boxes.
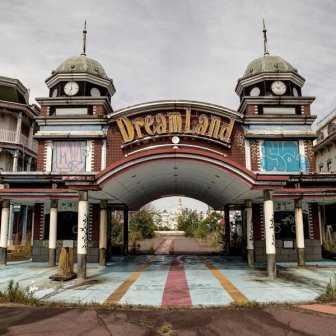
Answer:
[271,80,287,95]
[64,81,79,96]
[250,87,261,96]
[293,87,299,96]
[90,87,101,97]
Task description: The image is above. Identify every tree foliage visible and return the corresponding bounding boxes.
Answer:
[111,214,123,244]
[177,209,223,247]
[130,208,156,239]
[177,208,201,237]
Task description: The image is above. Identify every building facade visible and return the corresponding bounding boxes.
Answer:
[1,27,336,279]
[313,109,336,242]
[0,76,39,246]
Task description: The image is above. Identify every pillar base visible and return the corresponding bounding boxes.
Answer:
[266,253,277,278]
[77,253,87,279]
[122,245,128,256]
[247,248,255,267]
[99,248,106,266]
[0,247,7,265]
[48,248,56,267]
[297,248,305,266]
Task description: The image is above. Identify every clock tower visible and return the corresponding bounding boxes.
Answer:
[235,21,316,174]
[35,22,115,174]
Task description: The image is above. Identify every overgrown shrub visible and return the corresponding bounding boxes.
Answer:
[0,280,38,304]
[316,273,336,303]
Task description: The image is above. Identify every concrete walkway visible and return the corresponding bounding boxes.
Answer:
[1,256,336,307]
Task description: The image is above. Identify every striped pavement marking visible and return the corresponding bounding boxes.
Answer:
[155,239,173,255]
[161,256,192,307]
[104,257,153,304]
[200,257,249,304]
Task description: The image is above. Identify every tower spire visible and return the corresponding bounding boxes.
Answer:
[263,19,269,56]
[81,20,87,56]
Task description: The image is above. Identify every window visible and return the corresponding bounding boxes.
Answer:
[327,161,332,172]
[52,141,88,172]
[319,165,324,172]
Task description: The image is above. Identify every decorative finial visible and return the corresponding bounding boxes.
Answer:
[263,19,269,56]
[81,20,87,56]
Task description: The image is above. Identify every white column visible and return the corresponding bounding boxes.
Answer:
[101,140,107,170]
[99,200,107,266]
[15,112,22,143]
[77,191,88,279]
[48,200,58,266]
[245,200,254,266]
[0,200,10,264]
[264,190,276,278]
[7,204,14,246]
[295,199,305,266]
[21,206,29,245]
[12,150,19,172]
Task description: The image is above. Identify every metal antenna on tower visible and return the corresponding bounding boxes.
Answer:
[81,20,87,56]
[263,19,269,55]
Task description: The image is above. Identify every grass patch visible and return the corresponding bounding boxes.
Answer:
[0,280,38,304]
[315,273,336,303]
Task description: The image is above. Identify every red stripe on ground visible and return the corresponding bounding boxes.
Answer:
[161,256,192,307]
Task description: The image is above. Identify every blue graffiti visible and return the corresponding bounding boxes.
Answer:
[260,141,308,172]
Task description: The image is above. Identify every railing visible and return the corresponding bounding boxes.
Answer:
[0,128,38,153]
[0,130,16,143]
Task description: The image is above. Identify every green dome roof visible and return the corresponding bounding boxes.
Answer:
[243,55,297,78]
[55,55,107,78]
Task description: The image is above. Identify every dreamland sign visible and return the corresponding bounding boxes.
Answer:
[116,108,235,146]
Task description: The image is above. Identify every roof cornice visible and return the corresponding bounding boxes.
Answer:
[0,100,40,117]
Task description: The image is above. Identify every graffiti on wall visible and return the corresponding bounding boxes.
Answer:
[52,141,88,172]
[260,141,308,172]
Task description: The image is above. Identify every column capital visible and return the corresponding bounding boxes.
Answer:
[50,199,58,208]
[2,199,10,208]
[79,190,88,201]
[100,200,107,209]
[263,190,273,201]
[294,199,302,208]
[245,200,252,208]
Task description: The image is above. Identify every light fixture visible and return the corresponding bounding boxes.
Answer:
[172,136,180,144]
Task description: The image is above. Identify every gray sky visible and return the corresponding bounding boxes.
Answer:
[1,0,335,211]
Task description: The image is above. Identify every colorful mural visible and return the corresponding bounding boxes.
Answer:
[260,141,307,172]
[52,141,87,172]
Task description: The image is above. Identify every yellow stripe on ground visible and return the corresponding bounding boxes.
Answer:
[201,257,249,304]
[104,258,153,304]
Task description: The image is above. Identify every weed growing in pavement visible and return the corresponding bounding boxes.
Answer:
[315,273,336,303]
[0,280,38,304]
[159,322,172,335]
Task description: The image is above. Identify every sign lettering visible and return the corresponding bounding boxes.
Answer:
[116,109,235,145]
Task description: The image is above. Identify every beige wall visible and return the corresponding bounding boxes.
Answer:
[315,143,336,172]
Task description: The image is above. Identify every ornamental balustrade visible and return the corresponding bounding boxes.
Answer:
[0,129,38,152]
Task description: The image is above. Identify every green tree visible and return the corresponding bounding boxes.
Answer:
[130,208,156,239]
[111,214,123,244]
[177,208,200,237]
[201,212,222,232]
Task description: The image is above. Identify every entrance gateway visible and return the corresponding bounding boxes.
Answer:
[1,26,336,280]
